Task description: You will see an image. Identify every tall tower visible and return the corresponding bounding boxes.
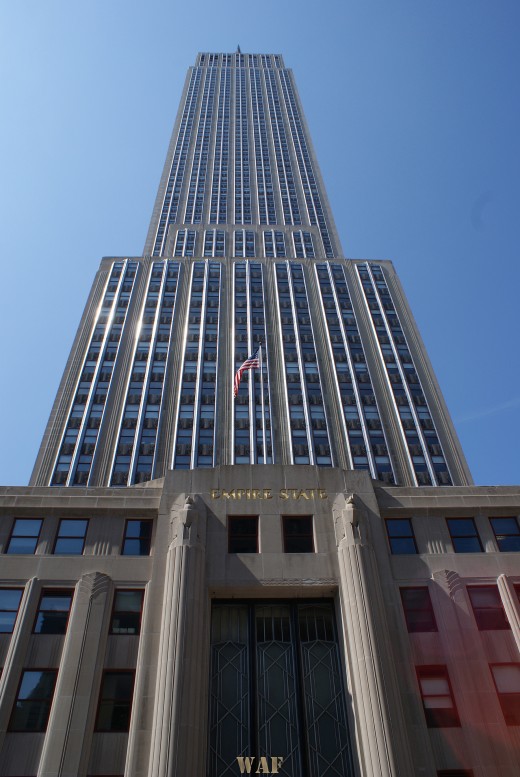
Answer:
[31,51,470,490]
[1,52,519,777]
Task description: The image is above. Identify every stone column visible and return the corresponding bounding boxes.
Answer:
[0,577,40,749]
[37,572,113,777]
[148,495,208,777]
[498,573,520,653]
[336,495,414,777]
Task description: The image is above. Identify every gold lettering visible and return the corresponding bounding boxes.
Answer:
[318,489,328,499]
[256,757,270,774]
[222,489,236,499]
[263,489,272,499]
[210,489,220,499]
[279,489,288,499]
[271,757,284,774]
[251,489,261,499]
[236,756,255,774]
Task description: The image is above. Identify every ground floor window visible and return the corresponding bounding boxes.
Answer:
[208,601,354,777]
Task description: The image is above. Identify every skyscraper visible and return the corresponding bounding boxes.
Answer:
[32,51,470,491]
[0,52,519,777]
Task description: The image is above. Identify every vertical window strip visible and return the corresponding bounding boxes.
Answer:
[111,262,181,486]
[358,263,451,485]
[195,262,221,466]
[316,263,395,483]
[264,69,301,225]
[234,68,252,224]
[152,68,202,255]
[276,263,332,465]
[233,262,273,465]
[251,68,276,225]
[184,67,217,224]
[278,70,334,258]
[51,261,138,487]
[210,66,230,224]
[172,262,205,468]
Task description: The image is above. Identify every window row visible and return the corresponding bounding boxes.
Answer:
[7,668,135,732]
[400,584,519,632]
[418,663,520,727]
[386,516,520,554]
[0,588,144,635]
[2,519,152,556]
[228,515,314,553]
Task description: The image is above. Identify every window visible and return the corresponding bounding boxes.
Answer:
[490,517,520,552]
[122,520,152,555]
[33,590,73,634]
[228,516,258,553]
[400,588,437,632]
[110,590,144,635]
[0,588,23,633]
[468,586,509,630]
[6,519,42,554]
[95,671,135,731]
[9,669,57,731]
[53,519,88,555]
[446,518,482,553]
[282,516,314,553]
[490,664,520,725]
[437,771,474,777]
[386,519,417,554]
[417,666,460,727]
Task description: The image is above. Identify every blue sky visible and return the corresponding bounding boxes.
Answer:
[0,0,518,485]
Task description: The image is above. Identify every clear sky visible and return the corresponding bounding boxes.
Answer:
[0,0,518,486]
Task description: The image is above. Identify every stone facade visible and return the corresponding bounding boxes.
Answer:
[0,468,519,776]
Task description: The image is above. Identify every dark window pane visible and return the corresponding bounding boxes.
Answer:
[59,519,88,537]
[401,588,437,632]
[33,591,73,634]
[386,519,417,554]
[95,671,135,731]
[490,518,520,552]
[122,520,152,555]
[9,670,57,731]
[54,538,85,554]
[228,517,258,553]
[468,587,509,631]
[283,516,314,553]
[491,664,520,725]
[447,519,482,553]
[110,590,144,635]
[0,589,23,633]
[7,519,42,555]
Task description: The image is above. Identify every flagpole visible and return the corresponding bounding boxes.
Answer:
[259,344,267,464]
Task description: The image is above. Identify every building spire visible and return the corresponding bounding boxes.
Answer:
[237,44,241,53]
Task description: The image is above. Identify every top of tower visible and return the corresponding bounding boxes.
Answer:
[196,52,286,68]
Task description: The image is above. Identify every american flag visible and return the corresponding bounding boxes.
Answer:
[233,348,260,397]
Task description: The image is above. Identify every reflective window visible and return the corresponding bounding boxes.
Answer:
[122,520,152,555]
[386,519,417,554]
[53,519,88,555]
[446,518,482,553]
[7,519,42,555]
[417,666,460,727]
[95,671,135,732]
[490,517,520,552]
[9,670,57,731]
[110,590,144,635]
[33,590,73,634]
[0,588,23,633]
